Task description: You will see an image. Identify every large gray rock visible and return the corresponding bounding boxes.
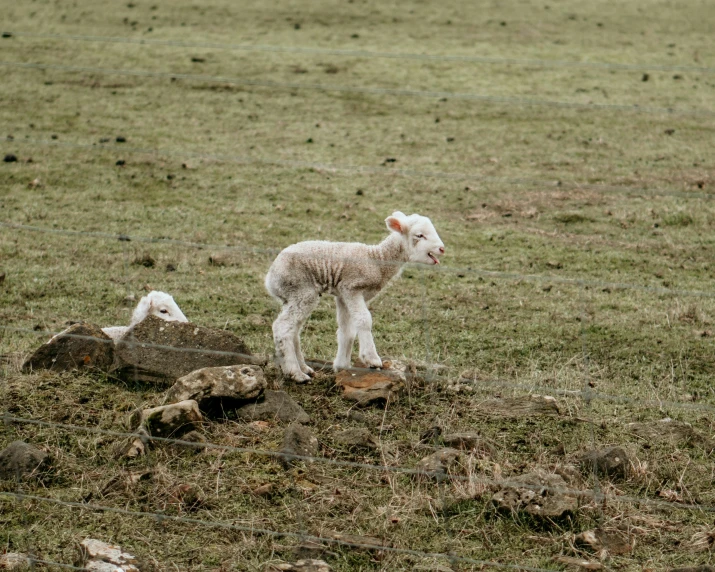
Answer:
[0,441,52,481]
[111,315,264,386]
[22,322,114,373]
[165,365,266,415]
[131,400,202,439]
[492,469,579,517]
[235,391,310,424]
[280,423,319,466]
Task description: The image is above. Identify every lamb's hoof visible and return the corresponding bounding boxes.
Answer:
[332,361,351,372]
[360,356,383,369]
[289,371,311,384]
[301,365,315,377]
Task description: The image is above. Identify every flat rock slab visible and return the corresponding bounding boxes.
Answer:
[235,391,310,424]
[335,370,403,405]
[165,364,267,415]
[22,322,114,373]
[442,433,496,457]
[626,418,708,448]
[79,538,141,571]
[265,560,333,572]
[334,428,378,450]
[280,423,319,465]
[416,448,463,478]
[492,469,578,517]
[132,400,202,439]
[580,446,630,480]
[476,395,560,418]
[0,440,52,481]
[112,315,263,385]
[576,528,632,558]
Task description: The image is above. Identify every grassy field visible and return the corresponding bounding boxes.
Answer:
[1,0,715,569]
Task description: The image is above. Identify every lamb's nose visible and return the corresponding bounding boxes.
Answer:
[438,246,445,254]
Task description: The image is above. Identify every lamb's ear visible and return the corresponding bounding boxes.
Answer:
[385,211,407,234]
[130,295,152,324]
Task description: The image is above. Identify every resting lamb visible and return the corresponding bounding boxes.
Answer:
[265,211,445,382]
[101,291,188,340]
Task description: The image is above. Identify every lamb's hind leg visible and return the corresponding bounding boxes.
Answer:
[293,297,319,377]
[272,290,319,382]
[333,296,356,371]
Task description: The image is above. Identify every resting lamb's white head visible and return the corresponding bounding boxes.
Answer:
[130,291,188,326]
[385,211,445,265]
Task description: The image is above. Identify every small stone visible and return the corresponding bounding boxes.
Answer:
[0,553,32,569]
[165,364,267,415]
[335,370,403,405]
[133,253,155,268]
[252,483,274,497]
[170,484,205,511]
[579,446,630,480]
[334,428,378,450]
[79,539,141,571]
[22,322,114,373]
[280,423,319,466]
[116,136,127,143]
[235,390,310,424]
[0,441,52,481]
[442,433,495,457]
[117,428,149,458]
[132,400,202,439]
[415,448,462,478]
[575,528,632,557]
[3,154,17,163]
[346,410,367,423]
[492,469,578,517]
[552,556,602,570]
[265,560,333,572]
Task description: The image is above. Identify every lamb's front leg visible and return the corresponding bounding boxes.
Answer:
[341,293,382,369]
[333,296,356,371]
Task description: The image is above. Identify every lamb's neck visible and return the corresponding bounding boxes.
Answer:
[369,233,408,276]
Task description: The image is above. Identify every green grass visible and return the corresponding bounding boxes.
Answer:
[1,0,715,570]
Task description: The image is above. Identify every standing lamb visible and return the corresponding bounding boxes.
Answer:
[101,291,188,340]
[265,211,445,382]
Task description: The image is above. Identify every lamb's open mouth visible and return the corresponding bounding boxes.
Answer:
[428,253,440,265]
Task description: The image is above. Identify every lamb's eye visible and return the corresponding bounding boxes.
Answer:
[160,309,169,314]
[416,233,425,239]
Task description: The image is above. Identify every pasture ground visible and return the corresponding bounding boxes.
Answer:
[1,0,714,569]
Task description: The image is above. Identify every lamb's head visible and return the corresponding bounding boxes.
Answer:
[385,211,445,265]
[130,291,188,326]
